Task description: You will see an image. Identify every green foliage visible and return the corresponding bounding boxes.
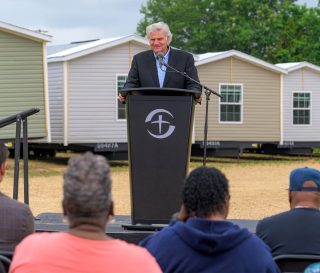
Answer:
[137,0,320,65]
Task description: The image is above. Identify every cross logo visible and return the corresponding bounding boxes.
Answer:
[145,109,175,139]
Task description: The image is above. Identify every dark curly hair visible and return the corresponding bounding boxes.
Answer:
[182,166,229,218]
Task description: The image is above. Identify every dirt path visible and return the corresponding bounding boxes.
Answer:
[1,160,319,220]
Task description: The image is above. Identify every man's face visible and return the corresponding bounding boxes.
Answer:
[148,30,169,55]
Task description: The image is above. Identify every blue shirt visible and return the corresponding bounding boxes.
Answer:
[155,48,170,88]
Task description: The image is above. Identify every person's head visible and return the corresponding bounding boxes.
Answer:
[288,167,320,209]
[0,143,9,183]
[62,152,113,229]
[146,22,172,55]
[182,166,230,219]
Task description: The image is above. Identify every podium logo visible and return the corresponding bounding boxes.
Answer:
[145,109,175,139]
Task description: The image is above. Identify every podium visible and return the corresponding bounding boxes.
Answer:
[120,87,200,225]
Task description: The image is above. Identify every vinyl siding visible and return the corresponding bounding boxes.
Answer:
[195,57,281,142]
[48,62,64,143]
[66,41,148,143]
[283,68,320,141]
[0,30,47,140]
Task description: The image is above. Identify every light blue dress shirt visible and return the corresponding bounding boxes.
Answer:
[155,48,170,88]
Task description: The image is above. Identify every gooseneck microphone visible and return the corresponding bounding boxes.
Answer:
[156,53,165,68]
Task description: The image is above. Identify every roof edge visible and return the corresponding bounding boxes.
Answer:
[47,35,149,62]
[196,49,287,74]
[0,21,52,42]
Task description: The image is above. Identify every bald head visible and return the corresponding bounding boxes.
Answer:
[289,180,320,209]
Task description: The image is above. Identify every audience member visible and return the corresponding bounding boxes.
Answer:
[10,152,161,273]
[0,143,34,252]
[140,166,280,273]
[256,167,320,257]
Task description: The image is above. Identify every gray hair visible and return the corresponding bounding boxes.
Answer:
[0,143,9,165]
[146,21,173,44]
[63,152,112,221]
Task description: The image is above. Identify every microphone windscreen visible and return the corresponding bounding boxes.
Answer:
[156,53,164,60]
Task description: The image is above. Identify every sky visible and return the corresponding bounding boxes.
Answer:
[0,0,148,45]
[0,0,318,46]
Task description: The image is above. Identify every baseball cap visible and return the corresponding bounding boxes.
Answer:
[289,167,320,192]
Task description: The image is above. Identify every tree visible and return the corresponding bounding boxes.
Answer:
[273,5,320,64]
[137,0,320,65]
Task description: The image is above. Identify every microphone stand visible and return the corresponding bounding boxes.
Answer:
[161,61,222,166]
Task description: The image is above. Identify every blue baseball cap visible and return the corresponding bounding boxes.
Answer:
[289,167,320,192]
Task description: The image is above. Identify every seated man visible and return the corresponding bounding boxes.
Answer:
[10,152,161,273]
[0,143,34,251]
[140,166,280,273]
[256,167,320,257]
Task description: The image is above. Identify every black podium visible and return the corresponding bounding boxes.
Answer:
[121,88,200,225]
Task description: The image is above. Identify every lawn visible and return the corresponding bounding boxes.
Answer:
[1,152,320,220]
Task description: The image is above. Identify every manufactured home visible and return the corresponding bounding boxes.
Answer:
[193,50,287,156]
[44,35,149,155]
[0,21,52,141]
[275,62,320,154]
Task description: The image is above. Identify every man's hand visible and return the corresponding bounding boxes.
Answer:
[196,96,202,105]
[118,94,126,103]
[177,205,194,222]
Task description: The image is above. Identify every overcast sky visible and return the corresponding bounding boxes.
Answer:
[0,0,317,45]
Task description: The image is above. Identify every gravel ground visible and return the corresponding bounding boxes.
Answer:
[2,159,319,220]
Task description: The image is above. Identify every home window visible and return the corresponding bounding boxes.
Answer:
[117,75,127,120]
[293,92,310,125]
[220,84,242,122]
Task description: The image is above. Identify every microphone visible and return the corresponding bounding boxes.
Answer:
[156,53,165,68]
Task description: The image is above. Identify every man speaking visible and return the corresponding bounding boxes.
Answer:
[119,21,202,102]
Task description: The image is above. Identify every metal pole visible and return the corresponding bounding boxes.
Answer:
[13,115,21,200]
[203,90,210,166]
[23,118,29,205]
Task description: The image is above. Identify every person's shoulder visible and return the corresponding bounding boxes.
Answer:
[111,240,162,272]
[134,50,153,59]
[170,48,194,58]
[258,210,291,226]
[0,193,31,212]
[239,233,275,261]
[112,239,158,260]
[139,224,179,252]
[16,232,54,251]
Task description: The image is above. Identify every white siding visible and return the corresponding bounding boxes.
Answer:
[67,42,148,143]
[283,68,320,142]
[48,62,64,143]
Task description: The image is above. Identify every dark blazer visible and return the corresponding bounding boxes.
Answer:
[0,192,34,251]
[123,48,201,92]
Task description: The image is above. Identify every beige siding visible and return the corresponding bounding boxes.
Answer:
[195,57,281,142]
[0,30,47,139]
[67,41,149,143]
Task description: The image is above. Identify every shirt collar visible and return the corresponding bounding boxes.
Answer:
[153,47,171,59]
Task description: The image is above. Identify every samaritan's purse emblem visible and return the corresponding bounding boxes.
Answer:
[145,109,175,139]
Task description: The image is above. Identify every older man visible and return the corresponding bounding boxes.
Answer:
[119,21,201,102]
[0,143,34,251]
[256,167,320,257]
